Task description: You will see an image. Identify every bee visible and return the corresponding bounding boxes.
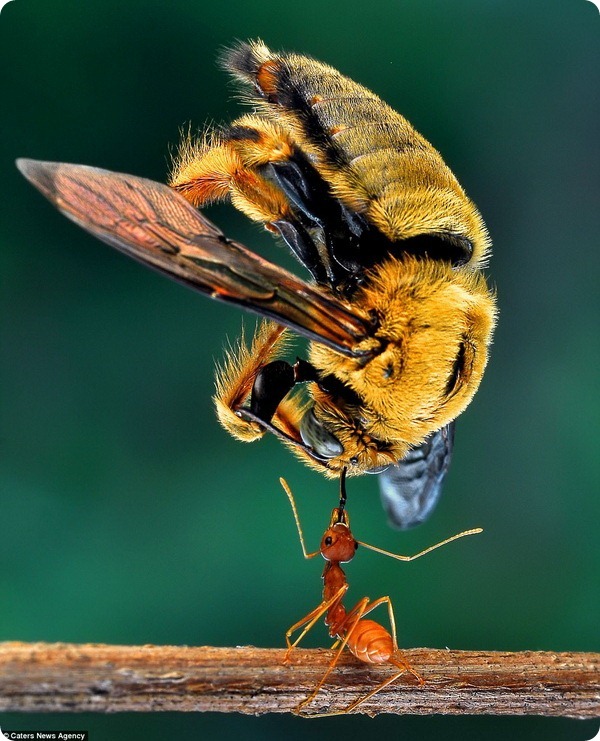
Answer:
[17,40,497,528]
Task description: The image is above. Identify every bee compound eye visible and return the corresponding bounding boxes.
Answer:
[300,408,344,459]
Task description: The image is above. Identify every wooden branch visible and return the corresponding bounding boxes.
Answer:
[0,642,598,718]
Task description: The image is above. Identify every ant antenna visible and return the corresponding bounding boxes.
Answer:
[357,527,483,562]
[280,477,320,560]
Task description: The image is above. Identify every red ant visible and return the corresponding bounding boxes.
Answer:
[280,470,482,716]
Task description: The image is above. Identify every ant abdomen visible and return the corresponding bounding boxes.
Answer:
[349,619,394,664]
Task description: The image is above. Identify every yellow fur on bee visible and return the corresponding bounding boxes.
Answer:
[187,42,497,477]
[228,170,291,223]
[308,257,497,458]
[169,134,239,207]
[227,114,296,167]
[222,41,491,267]
[171,120,292,223]
[213,321,289,442]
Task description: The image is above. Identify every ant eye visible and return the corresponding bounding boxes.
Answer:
[324,536,333,546]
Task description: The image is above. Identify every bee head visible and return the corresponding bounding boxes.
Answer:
[308,257,497,460]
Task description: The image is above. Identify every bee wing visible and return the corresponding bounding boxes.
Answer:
[16,159,373,358]
[377,422,455,529]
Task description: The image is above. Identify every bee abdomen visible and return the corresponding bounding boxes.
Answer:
[223,40,490,262]
[223,41,424,164]
[348,618,394,664]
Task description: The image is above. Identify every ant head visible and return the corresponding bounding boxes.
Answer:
[320,510,358,563]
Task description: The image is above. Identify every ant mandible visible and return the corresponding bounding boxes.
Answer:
[280,470,482,716]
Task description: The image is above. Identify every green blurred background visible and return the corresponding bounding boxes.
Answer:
[1,0,598,738]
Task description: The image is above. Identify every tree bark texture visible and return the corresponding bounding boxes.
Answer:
[0,642,598,718]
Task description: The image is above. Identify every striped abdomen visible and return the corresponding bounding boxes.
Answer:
[223,40,490,262]
[347,618,394,665]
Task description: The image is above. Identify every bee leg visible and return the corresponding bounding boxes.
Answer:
[265,157,375,284]
[214,321,289,442]
[214,321,325,459]
[249,357,319,424]
[266,158,346,282]
[249,360,295,422]
[233,357,341,465]
[214,115,389,288]
[265,158,329,227]
[206,120,326,284]
[268,218,327,284]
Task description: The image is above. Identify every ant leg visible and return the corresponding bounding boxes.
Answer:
[349,595,398,643]
[285,584,349,662]
[316,658,414,718]
[295,597,370,715]
[338,648,425,717]
[304,597,422,718]
[354,595,423,685]
[285,602,329,659]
